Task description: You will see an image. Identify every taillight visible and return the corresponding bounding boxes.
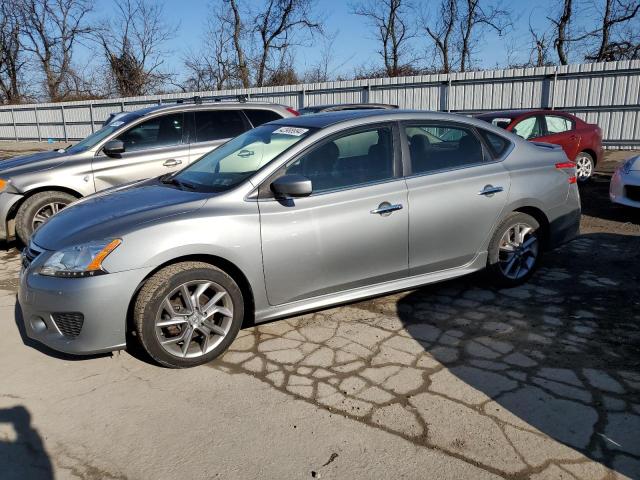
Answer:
[286,107,300,116]
[555,161,577,183]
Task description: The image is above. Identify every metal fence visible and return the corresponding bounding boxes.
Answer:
[1,60,639,148]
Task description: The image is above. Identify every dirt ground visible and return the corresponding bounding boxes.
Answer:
[0,144,639,479]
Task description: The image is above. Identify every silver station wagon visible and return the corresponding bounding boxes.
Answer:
[0,102,296,244]
[19,110,581,368]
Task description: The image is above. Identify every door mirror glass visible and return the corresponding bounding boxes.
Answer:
[271,174,312,198]
[103,139,125,157]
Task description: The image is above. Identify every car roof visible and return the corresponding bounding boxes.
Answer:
[303,103,398,111]
[133,102,288,117]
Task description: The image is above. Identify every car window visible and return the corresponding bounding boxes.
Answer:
[116,113,184,152]
[406,125,485,174]
[512,116,543,140]
[286,126,395,193]
[194,110,246,142]
[244,109,283,127]
[545,115,573,134]
[478,129,511,157]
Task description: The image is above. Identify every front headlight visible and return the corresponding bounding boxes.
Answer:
[40,239,122,278]
[622,157,637,174]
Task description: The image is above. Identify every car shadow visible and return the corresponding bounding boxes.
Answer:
[0,406,53,480]
[394,232,640,478]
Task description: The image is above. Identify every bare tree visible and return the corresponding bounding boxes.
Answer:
[423,0,458,73]
[528,23,553,67]
[352,0,416,77]
[20,0,94,101]
[0,0,25,103]
[97,0,176,97]
[253,0,322,87]
[585,0,640,61]
[225,0,251,88]
[549,0,573,65]
[458,0,510,72]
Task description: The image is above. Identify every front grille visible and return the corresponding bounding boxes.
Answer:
[626,185,640,202]
[52,312,84,338]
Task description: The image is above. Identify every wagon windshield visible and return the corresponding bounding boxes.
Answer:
[172,124,312,192]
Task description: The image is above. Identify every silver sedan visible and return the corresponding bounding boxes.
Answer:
[19,110,581,368]
[610,156,640,208]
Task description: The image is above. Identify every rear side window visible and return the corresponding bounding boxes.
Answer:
[194,110,246,142]
[405,124,484,174]
[478,129,510,157]
[512,116,543,139]
[545,115,573,134]
[244,109,282,127]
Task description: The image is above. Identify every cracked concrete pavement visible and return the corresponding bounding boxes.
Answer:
[1,151,640,479]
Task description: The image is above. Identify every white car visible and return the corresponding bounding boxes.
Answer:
[610,156,640,208]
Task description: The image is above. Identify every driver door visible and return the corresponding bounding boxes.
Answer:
[92,113,189,191]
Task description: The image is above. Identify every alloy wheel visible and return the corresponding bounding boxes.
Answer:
[32,201,68,231]
[575,154,593,181]
[498,223,539,281]
[155,280,233,358]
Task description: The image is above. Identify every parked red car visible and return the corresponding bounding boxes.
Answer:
[475,109,603,182]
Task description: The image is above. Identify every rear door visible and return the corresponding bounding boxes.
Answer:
[188,109,249,162]
[404,122,511,274]
[92,112,189,191]
[539,114,580,161]
[258,123,409,305]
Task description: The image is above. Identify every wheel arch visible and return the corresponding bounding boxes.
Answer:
[513,206,550,249]
[126,254,256,337]
[580,148,598,165]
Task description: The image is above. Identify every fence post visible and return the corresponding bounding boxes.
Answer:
[121,101,125,112]
[89,103,95,133]
[551,67,559,111]
[362,84,371,103]
[298,89,305,109]
[61,105,68,141]
[34,107,41,141]
[447,77,452,112]
[10,108,18,141]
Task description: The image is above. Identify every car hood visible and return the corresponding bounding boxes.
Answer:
[32,180,210,251]
[0,149,70,175]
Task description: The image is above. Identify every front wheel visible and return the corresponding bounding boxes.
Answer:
[486,212,541,287]
[133,262,244,368]
[575,151,595,183]
[15,191,76,244]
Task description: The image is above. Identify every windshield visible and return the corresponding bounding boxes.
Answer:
[173,124,313,192]
[66,112,141,153]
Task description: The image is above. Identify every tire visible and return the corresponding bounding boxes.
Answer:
[15,191,77,244]
[133,261,244,368]
[575,151,595,183]
[486,212,541,288]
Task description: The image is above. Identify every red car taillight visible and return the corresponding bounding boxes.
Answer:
[555,161,577,183]
[286,107,300,116]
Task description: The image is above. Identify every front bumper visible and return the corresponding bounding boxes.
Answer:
[0,192,23,242]
[610,169,640,209]
[18,263,153,355]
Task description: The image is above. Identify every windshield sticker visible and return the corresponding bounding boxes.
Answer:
[109,121,125,127]
[273,126,308,136]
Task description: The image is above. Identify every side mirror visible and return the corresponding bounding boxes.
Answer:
[271,174,312,198]
[103,139,125,157]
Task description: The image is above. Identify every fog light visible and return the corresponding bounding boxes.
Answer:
[29,316,47,333]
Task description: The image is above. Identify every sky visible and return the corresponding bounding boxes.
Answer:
[78,0,591,83]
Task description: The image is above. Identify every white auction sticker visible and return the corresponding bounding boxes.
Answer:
[109,121,125,127]
[273,126,308,136]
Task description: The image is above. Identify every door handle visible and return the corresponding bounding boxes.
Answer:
[370,202,403,215]
[163,159,182,167]
[478,185,504,196]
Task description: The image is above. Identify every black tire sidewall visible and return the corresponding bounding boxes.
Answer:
[15,191,76,244]
[137,266,244,368]
[487,212,541,287]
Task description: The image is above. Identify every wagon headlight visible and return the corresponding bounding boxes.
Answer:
[622,157,637,174]
[40,239,122,278]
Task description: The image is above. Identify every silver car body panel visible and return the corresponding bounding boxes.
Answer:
[0,103,294,240]
[610,156,640,208]
[20,110,581,354]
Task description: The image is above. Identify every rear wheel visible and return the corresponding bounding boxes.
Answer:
[486,212,541,287]
[133,262,244,368]
[575,151,594,183]
[15,191,76,244]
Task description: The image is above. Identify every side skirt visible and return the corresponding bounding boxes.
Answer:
[254,251,488,324]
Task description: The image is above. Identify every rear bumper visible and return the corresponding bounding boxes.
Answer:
[0,192,23,242]
[547,185,581,249]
